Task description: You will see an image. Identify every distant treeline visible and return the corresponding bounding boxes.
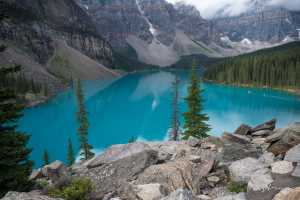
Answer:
[204,42,300,89]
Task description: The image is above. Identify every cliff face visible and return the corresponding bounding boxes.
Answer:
[0,0,117,94]
[214,7,300,42]
[76,0,220,67]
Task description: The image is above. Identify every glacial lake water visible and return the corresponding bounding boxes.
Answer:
[19,70,300,167]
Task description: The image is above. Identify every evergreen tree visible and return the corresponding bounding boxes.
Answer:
[183,63,210,139]
[0,65,33,197]
[43,149,49,166]
[76,80,94,161]
[170,74,180,141]
[67,138,75,166]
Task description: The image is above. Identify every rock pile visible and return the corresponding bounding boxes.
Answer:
[2,120,300,200]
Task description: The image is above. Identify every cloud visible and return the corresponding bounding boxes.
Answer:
[166,0,300,19]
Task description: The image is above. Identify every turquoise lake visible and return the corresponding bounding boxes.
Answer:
[19,70,300,167]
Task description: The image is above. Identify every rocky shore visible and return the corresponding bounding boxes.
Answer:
[2,120,300,200]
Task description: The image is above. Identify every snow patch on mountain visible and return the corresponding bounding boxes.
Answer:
[135,0,158,36]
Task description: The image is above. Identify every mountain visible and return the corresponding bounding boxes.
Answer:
[204,41,300,90]
[76,0,222,67]
[0,0,118,95]
[214,4,300,52]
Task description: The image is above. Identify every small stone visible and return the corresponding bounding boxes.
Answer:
[271,161,294,174]
[207,176,220,183]
[197,194,212,200]
[284,144,300,163]
[189,155,202,163]
[292,164,300,178]
[188,136,200,147]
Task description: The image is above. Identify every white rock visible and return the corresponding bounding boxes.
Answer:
[271,161,294,174]
[135,183,167,200]
[207,176,220,183]
[229,157,265,183]
[252,138,266,145]
[284,144,300,163]
[247,168,273,191]
[259,152,275,167]
[197,195,212,200]
[215,193,246,200]
[189,155,202,163]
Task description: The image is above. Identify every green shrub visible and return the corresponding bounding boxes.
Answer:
[227,181,247,193]
[36,179,49,189]
[48,178,94,200]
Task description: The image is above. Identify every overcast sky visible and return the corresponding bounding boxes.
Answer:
[166,0,300,19]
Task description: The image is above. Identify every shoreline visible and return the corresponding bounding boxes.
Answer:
[204,79,300,97]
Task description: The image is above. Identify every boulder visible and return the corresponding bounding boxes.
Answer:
[78,150,158,198]
[272,187,300,200]
[215,193,246,200]
[222,133,251,144]
[251,119,276,132]
[219,139,259,165]
[87,142,152,168]
[229,157,265,183]
[137,157,214,194]
[234,124,252,135]
[284,144,300,163]
[160,189,195,200]
[135,184,168,200]
[1,192,63,200]
[267,123,300,155]
[187,136,201,147]
[271,161,294,175]
[41,160,67,181]
[252,130,273,137]
[247,168,274,192]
